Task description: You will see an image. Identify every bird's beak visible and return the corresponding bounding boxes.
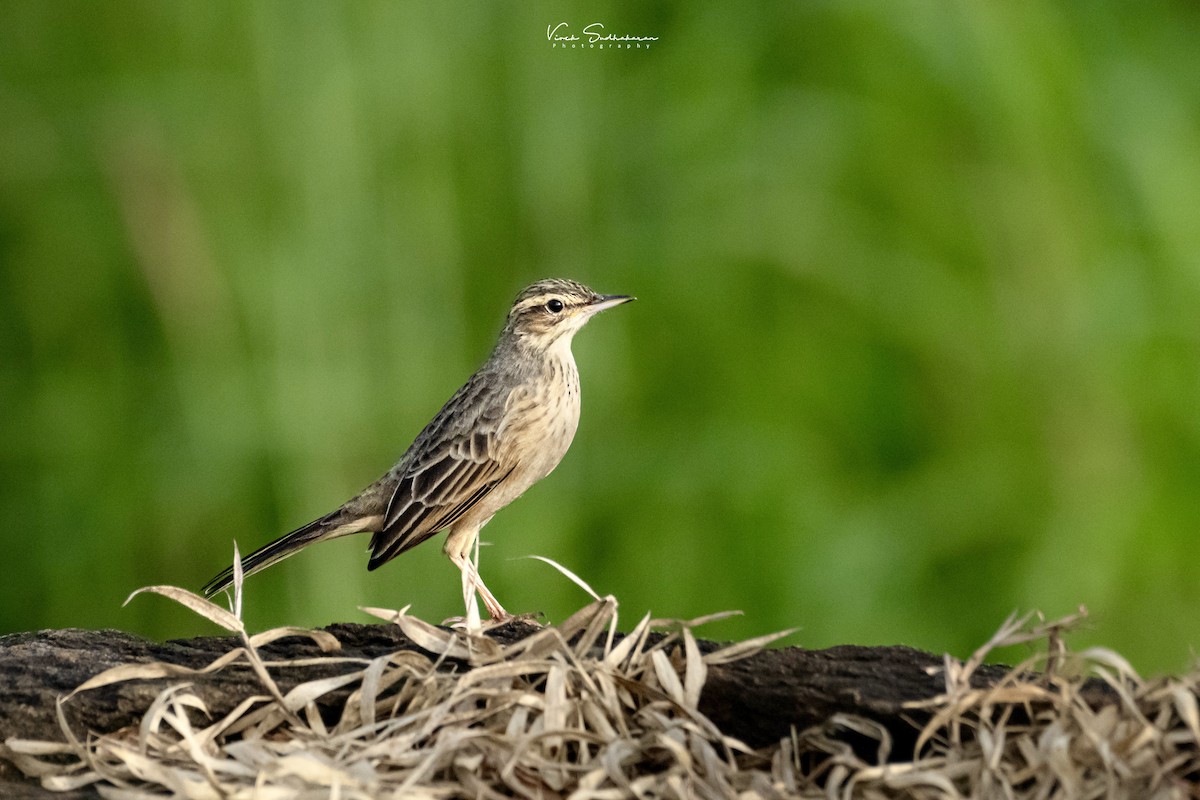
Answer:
[587,294,635,315]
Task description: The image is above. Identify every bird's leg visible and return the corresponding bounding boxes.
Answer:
[457,551,483,631]
[445,524,509,621]
[472,533,509,621]
[449,551,509,620]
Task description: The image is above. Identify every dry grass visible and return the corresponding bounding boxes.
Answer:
[795,612,1200,798]
[4,575,1200,798]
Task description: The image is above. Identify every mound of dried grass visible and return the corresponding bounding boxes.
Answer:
[796,612,1200,798]
[6,582,784,799]
[3,577,1200,798]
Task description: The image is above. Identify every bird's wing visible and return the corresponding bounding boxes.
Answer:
[368,382,514,568]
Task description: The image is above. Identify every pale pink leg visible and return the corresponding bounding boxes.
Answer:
[449,551,509,620]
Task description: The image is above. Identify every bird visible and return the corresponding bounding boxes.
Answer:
[202,278,634,620]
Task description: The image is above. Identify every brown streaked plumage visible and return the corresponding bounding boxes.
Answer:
[202,278,634,619]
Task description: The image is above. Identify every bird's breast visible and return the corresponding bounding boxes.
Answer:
[497,355,581,486]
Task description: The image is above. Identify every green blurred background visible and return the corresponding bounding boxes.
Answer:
[3,2,1200,674]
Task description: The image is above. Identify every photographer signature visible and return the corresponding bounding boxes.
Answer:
[547,22,659,46]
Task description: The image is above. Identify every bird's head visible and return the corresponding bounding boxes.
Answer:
[502,278,634,352]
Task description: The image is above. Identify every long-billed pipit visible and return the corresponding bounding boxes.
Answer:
[202,278,633,619]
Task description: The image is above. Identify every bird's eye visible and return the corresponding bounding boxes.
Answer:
[545,299,565,313]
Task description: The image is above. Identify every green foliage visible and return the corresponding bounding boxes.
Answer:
[2,2,1199,673]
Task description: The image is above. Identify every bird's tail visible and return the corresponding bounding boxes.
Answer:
[201,511,370,598]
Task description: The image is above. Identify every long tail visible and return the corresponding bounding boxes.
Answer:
[201,511,373,597]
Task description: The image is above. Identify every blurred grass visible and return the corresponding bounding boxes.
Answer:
[2,1,1200,674]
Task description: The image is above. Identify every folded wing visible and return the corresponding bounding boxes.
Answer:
[368,404,513,568]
